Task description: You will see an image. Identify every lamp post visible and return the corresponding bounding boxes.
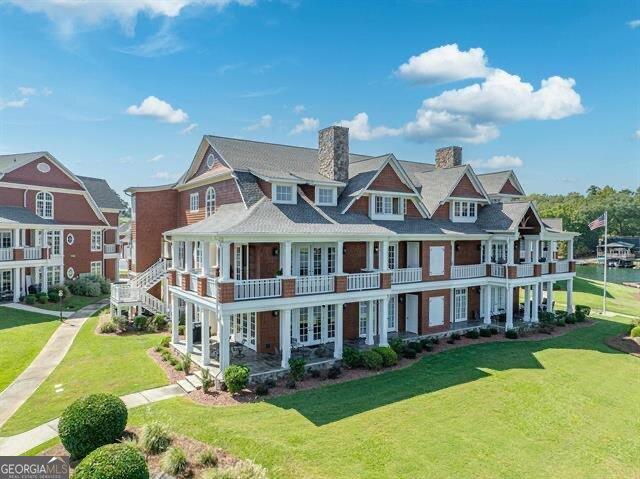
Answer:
[58,289,64,322]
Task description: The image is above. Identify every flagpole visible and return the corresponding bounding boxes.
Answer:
[603,211,608,314]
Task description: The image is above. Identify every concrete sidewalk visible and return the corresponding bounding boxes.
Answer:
[2,302,74,318]
[0,299,109,428]
[0,384,185,456]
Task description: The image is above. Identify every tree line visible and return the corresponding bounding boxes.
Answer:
[527,186,640,257]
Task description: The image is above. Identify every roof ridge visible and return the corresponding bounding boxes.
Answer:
[0,151,48,158]
[476,169,513,176]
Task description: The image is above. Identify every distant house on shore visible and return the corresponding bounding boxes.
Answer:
[597,236,638,263]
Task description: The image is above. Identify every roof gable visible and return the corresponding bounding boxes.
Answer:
[500,177,524,195]
[450,172,485,199]
[0,154,84,190]
[77,176,126,210]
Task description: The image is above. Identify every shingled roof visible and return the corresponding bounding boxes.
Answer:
[78,176,126,210]
[0,206,58,225]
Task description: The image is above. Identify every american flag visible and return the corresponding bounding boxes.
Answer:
[588,214,606,230]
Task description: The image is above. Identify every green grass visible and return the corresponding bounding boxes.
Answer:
[555,277,639,317]
[129,314,639,479]
[0,311,168,436]
[0,308,61,392]
[25,293,109,312]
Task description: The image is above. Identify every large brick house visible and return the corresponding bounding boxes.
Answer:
[0,152,125,302]
[115,126,578,381]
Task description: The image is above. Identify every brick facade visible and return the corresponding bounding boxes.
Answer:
[177,178,242,227]
[454,241,481,265]
[419,289,451,334]
[257,312,279,354]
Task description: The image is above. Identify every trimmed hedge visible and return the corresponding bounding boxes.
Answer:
[505,329,518,339]
[224,365,250,394]
[59,394,127,459]
[372,346,398,367]
[73,443,148,479]
[342,347,363,368]
[362,350,384,370]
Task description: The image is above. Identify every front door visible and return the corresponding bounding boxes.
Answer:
[407,242,420,268]
[406,294,419,334]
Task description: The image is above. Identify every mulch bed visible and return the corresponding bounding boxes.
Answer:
[40,426,240,478]
[604,334,640,357]
[148,320,595,406]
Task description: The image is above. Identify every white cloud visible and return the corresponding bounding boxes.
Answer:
[18,86,37,96]
[126,96,188,123]
[403,108,500,143]
[42,87,53,96]
[337,113,401,141]
[470,155,523,169]
[628,19,640,29]
[245,114,273,131]
[118,22,184,57]
[633,129,640,139]
[8,0,256,36]
[293,104,305,114]
[180,123,198,134]
[0,98,29,110]
[395,44,489,85]
[148,154,164,163]
[290,117,319,135]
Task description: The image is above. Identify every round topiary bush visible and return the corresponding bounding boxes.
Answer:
[372,346,398,367]
[224,364,250,394]
[59,394,128,459]
[630,326,640,338]
[362,350,383,370]
[505,329,518,340]
[73,443,148,479]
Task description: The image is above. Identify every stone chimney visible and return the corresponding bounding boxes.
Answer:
[435,146,462,169]
[318,125,349,183]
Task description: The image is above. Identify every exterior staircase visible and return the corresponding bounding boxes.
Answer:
[110,258,168,315]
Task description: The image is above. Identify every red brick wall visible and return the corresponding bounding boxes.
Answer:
[177,178,242,227]
[419,289,451,334]
[250,243,280,278]
[431,202,450,219]
[0,187,24,205]
[64,229,105,277]
[132,189,179,273]
[468,287,481,321]
[343,242,367,273]
[104,212,119,227]
[2,157,83,190]
[344,302,359,340]
[104,258,117,281]
[421,241,452,280]
[454,241,481,265]
[450,173,483,199]
[501,179,522,195]
[104,229,117,244]
[369,164,413,193]
[397,294,406,332]
[258,312,279,353]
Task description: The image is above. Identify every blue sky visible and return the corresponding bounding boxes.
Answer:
[1,0,638,200]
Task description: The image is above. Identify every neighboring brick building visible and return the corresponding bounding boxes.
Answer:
[116,126,578,382]
[0,152,125,302]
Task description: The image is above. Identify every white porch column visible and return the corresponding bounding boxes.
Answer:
[379,296,389,346]
[366,300,375,345]
[366,241,375,270]
[171,240,179,268]
[505,286,514,330]
[185,302,194,353]
[201,241,211,276]
[336,241,344,274]
[532,283,539,323]
[334,303,344,359]
[280,309,292,368]
[200,308,210,366]
[380,241,389,271]
[41,266,48,293]
[220,241,231,280]
[566,278,574,314]
[283,241,292,277]
[532,239,540,263]
[524,285,531,322]
[184,240,193,272]
[12,268,20,302]
[13,228,20,248]
[483,285,492,324]
[219,313,230,371]
[485,239,493,263]
[507,238,515,264]
[547,281,555,312]
[171,295,179,343]
[551,241,557,262]
[568,240,574,261]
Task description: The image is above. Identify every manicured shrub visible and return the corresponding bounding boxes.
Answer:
[539,311,555,323]
[431,336,440,344]
[161,446,188,476]
[451,332,461,341]
[99,320,117,334]
[419,338,431,350]
[25,294,37,305]
[288,358,306,381]
[446,338,456,344]
[139,421,172,455]
[554,310,567,320]
[200,368,214,393]
[403,348,417,359]
[465,329,480,339]
[73,443,148,479]
[489,327,499,335]
[342,347,363,368]
[505,329,518,339]
[159,336,171,348]
[574,310,586,322]
[362,350,384,370]
[50,284,70,299]
[423,344,434,352]
[59,394,128,459]
[630,326,640,338]
[372,346,398,367]
[388,337,406,355]
[36,292,48,304]
[201,459,268,479]
[265,378,277,388]
[255,382,270,396]
[174,362,184,372]
[556,319,566,327]
[327,366,341,379]
[161,350,171,362]
[133,315,148,331]
[565,314,576,324]
[479,328,492,337]
[151,314,167,330]
[575,304,591,316]
[114,315,129,333]
[408,341,422,353]
[198,449,218,467]
[310,368,321,379]
[47,290,60,302]
[168,357,178,366]
[224,365,250,394]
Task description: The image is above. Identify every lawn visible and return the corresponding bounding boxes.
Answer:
[25,293,109,312]
[0,308,60,392]
[554,277,639,317]
[0,311,169,435]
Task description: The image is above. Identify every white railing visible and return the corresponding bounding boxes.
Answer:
[130,258,166,289]
[235,278,282,300]
[296,275,335,296]
[347,272,380,291]
[0,248,13,261]
[451,264,486,279]
[110,283,141,302]
[207,277,217,298]
[516,263,534,278]
[540,262,550,275]
[104,244,117,254]
[391,268,422,284]
[189,275,198,292]
[555,261,569,273]
[491,264,506,278]
[176,271,183,287]
[141,291,165,314]
[24,247,42,260]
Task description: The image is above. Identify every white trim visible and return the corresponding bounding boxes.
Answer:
[189,192,200,212]
[0,181,86,195]
[315,186,337,206]
[35,191,54,219]
[273,183,296,204]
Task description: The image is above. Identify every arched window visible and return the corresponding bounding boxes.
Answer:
[205,187,216,217]
[36,191,53,219]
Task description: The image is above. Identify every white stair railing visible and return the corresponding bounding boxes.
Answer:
[141,291,166,315]
[347,272,380,291]
[130,258,167,289]
[295,275,335,295]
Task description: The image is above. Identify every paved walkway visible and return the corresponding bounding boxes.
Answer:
[0,299,109,428]
[0,384,184,456]
[2,302,75,318]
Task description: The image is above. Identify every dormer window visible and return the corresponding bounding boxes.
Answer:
[274,183,296,204]
[370,194,405,220]
[315,186,337,206]
[451,200,477,223]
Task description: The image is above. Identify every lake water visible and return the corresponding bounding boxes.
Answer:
[577,264,640,284]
